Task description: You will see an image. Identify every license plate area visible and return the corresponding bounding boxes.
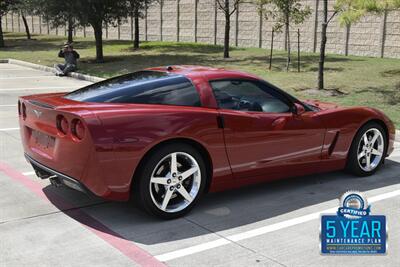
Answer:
[31,129,55,150]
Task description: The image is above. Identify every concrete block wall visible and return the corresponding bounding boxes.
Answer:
[179,0,196,42]
[385,10,400,58]
[197,0,215,44]
[2,0,400,58]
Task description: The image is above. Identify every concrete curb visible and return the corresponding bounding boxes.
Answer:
[396,130,400,142]
[1,59,105,83]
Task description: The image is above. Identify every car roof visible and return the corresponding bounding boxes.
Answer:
[146,65,261,81]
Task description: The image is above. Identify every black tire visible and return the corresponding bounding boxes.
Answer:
[346,122,387,177]
[133,143,207,219]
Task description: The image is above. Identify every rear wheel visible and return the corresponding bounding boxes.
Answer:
[134,143,206,219]
[347,122,387,176]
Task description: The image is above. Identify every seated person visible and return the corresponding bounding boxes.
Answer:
[54,43,80,76]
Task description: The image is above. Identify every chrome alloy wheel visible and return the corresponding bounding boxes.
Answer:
[149,152,201,213]
[357,128,385,172]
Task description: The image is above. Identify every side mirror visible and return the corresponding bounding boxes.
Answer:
[293,103,306,115]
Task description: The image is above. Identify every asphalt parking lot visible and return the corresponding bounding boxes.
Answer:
[1,62,399,267]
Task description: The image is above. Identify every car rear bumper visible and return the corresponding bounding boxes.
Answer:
[25,153,89,194]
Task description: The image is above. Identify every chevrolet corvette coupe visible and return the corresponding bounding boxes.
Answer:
[19,66,396,219]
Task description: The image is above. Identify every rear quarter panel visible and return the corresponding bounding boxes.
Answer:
[88,104,232,199]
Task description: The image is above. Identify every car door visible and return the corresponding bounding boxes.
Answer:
[210,79,326,180]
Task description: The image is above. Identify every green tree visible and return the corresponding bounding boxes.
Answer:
[73,0,128,63]
[258,0,311,71]
[35,0,78,43]
[318,0,400,90]
[318,0,331,90]
[216,0,241,58]
[11,0,37,40]
[126,0,153,50]
[336,0,400,25]
[0,0,13,47]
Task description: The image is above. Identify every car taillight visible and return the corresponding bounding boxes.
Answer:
[22,103,27,119]
[56,115,68,135]
[18,101,21,116]
[71,119,85,140]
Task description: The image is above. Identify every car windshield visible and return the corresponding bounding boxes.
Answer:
[64,70,201,107]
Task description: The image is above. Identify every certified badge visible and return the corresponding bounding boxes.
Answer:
[320,191,387,254]
[337,191,370,219]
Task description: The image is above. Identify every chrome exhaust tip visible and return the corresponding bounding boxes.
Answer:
[49,176,62,187]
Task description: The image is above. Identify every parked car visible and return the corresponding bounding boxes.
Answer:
[18,66,396,219]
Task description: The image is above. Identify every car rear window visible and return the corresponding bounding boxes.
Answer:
[64,71,201,107]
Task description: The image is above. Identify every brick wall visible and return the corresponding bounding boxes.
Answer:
[2,0,399,58]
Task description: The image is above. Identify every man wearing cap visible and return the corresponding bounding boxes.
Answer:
[54,43,80,76]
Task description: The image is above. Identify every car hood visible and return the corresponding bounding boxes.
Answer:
[303,100,340,111]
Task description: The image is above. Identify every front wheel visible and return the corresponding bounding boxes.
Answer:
[347,122,387,176]
[134,143,207,219]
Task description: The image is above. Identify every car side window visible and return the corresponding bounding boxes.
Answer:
[210,80,291,113]
[65,72,201,107]
[119,79,201,107]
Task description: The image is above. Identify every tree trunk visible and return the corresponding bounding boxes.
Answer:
[0,16,4,47]
[285,21,291,72]
[284,3,291,72]
[93,23,104,63]
[269,28,274,70]
[223,0,230,58]
[134,8,140,49]
[318,0,328,90]
[21,13,31,40]
[67,18,73,43]
[224,15,230,58]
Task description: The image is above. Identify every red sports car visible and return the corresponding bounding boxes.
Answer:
[19,66,395,219]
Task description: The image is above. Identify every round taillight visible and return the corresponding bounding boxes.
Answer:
[18,101,21,116]
[71,119,85,140]
[22,103,27,119]
[56,115,69,135]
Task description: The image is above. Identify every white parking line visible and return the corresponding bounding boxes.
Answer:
[22,171,35,176]
[0,104,16,107]
[0,127,19,132]
[155,189,400,262]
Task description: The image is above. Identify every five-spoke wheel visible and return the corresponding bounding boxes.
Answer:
[149,152,201,213]
[357,128,384,172]
[347,122,387,176]
[134,143,206,219]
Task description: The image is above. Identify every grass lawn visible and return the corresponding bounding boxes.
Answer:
[1,32,400,127]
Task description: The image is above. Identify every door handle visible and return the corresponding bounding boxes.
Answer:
[216,115,225,129]
[271,117,287,129]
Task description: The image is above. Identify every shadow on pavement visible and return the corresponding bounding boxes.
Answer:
[43,159,400,245]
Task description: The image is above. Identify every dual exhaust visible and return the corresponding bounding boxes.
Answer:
[26,153,88,194]
[34,167,63,187]
[32,168,75,189]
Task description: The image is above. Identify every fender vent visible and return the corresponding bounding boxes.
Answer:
[328,131,340,156]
